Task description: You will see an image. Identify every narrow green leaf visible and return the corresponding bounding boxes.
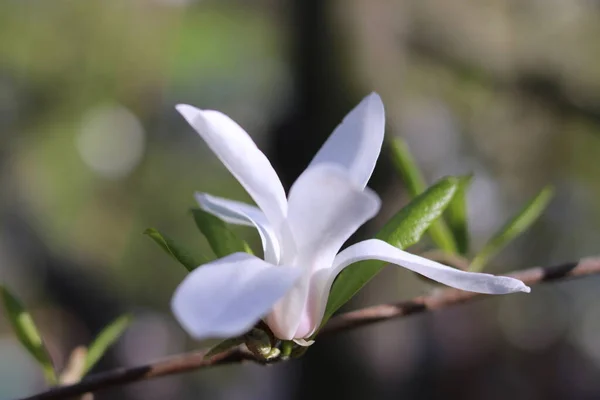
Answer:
[83,314,132,375]
[390,138,458,253]
[444,175,473,255]
[470,185,554,272]
[204,337,245,359]
[427,214,459,254]
[191,209,253,258]
[144,228,206,272]
[390,138,427,197]
[319,176,460,330]
[0,286,57,384]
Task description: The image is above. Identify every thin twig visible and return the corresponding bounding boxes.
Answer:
[22,348,262,400]
[320,257,600,336]
[18,257,600,400]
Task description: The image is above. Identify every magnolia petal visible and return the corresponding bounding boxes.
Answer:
[334,239,531,294]
[293,338,315,347]
[305,93,385,189]
[171,252,301,340]
[194,192,256,227]
[286,164,381,267]
[304,239,531,337]
[266,274,312,340]
[275,165,381,339]
[195,192,281,264]
[176,105,287,227]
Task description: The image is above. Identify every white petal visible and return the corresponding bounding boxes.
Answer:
[177,105,287,227]
[306,93,385,188]
[334,239,531,294]
[304,239,530,337]
[272,165,381,339]
[195,192,281,264]
[266,274,312,340]
[194,192,256,227]
[293,338,315,347]
[286,164,381,269]
[171,252,301,340]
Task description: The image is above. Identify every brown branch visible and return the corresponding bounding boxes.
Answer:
[22,348,263,400]
[320,257,600,336]
[19,257,600,400]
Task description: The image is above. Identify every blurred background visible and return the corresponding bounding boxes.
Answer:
[1,0,600,399]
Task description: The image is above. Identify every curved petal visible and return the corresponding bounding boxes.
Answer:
[177,105,287,227]
[266,274,312,341]
[271,165,381,339]
[304,239,531,337]
[195,192,281,264]
[286,164,381,269]
[330,239,530,294]
[171,252,301,340]
[306,92,385,188]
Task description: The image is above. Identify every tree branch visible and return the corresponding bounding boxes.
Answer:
[320,257,599,336]
[19,257,600,400]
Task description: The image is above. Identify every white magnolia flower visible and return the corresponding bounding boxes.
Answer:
[171,93,530,342]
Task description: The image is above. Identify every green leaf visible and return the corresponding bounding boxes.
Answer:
[191,208,253,258]
[470,185,554,272]
[204,337,245,359]
[427,213,459,254]
[390,138,458,253]
[444,175,473,255]
[144,228,206,272]
[390,138,427,197]
[83,314,132,376]
[0,285,57,384]
[319,176,460,330]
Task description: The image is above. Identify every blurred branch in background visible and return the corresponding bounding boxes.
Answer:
[19,255,600,400]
